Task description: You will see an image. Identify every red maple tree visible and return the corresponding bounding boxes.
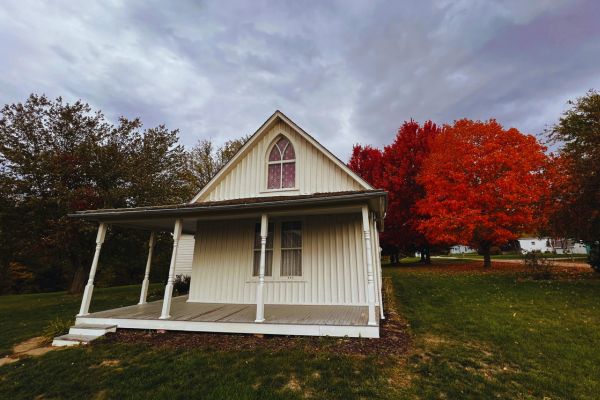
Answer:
[416,119,554,267]
[381,120,439,262]
[349,121,439,263]
[348,145,383,188]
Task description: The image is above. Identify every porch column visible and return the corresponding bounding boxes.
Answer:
[255,213,268,323]
[374,220,385,319]
[138,231,156,305]
[159,219,183,320]
[361,206,377,326]
[77,223,108,317]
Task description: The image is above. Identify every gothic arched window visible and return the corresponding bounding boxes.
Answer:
[267,136,295,189]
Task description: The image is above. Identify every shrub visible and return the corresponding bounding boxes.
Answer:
[589,241,600,273]
[147,287,164,302]
[523,251,553,280]
[43,317,73,343]
[489,246,502,255]
[174,275,191,295]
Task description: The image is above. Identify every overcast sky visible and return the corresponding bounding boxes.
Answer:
[1,0,599,159]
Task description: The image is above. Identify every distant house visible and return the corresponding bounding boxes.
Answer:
[548,238,588,255]
[449,245,476,255]
[518,237,588,254]
[54,111,387,346]
[518,238,553,253]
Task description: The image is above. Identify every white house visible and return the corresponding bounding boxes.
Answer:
[518,237,588,255]
[449,245,476,255]
[518,238,553,253]
[54,111,387,345]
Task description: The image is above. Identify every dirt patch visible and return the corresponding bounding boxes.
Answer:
[101,278,410,357]
[422,334,452,347]
[2,336,58,366]
[13,336,47,353]
[0,357,19,367]
[284,375,302,392]
[92,390,109,400]
[90,359,121,369]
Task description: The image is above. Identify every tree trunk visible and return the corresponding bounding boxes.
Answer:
[424,246,431,264]
[420,250,426,263]
[482,244,492,268]
[68,265,86,294]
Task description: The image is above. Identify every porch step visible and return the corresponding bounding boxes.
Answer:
[68,324,117,337]
[52,324,117,347]
[51,334,99,347]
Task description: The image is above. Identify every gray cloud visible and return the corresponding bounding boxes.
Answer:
[1,0,598,159]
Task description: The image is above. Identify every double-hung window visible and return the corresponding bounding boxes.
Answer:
[280,221,302,277]
[252,223,274,276]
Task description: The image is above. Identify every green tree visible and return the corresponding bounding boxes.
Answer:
[547,89,600,242]
[0,94,190,294]
[187,136,249,191]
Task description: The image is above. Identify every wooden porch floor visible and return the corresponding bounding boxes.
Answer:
[86,296,377,326]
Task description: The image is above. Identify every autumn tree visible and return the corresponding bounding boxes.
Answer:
[546,89,600,242]
[416,119,554,267]
[348,121,439,263]
[382,120,439,263]
[348,145,383,188]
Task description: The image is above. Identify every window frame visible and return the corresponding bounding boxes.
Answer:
[279,221,303,278]
[248,218,305,282]
[264,134,299,192]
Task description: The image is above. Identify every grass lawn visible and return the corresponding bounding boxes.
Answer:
[1,262,599,399]
[0,284,162,356]
[390,264,600,399]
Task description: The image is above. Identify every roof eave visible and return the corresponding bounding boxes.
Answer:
[70,191,387,222]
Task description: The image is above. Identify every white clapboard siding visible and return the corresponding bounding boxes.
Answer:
[174,235,195,277]
[199,121,363,202]
[188,214,377,306]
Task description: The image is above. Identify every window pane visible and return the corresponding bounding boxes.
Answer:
[253,250,273,276]
[281,249,302,276]
[268,145,281,161]
[282,162,295,188]
[281,221,302,248]
[276,137,290,154]
[267,164,281,189]
[254,223,274,249]
[282,141,295,160]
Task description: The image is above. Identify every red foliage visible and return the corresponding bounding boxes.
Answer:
[381,120,440,252]
[348,121,440,258]
[416,119,554,254]
[348,145,383,188]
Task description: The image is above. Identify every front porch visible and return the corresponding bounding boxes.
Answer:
[65,191,387,343]
[77,296,380,338]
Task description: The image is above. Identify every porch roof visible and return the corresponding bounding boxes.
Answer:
[69,190,387,234]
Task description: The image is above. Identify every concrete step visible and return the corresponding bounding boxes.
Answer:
[69,324,117,337]
[52,334,99,347]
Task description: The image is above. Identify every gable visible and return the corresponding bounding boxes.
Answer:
[192,112,372,203]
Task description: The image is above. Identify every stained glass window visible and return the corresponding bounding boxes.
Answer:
[267,136,295,189]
